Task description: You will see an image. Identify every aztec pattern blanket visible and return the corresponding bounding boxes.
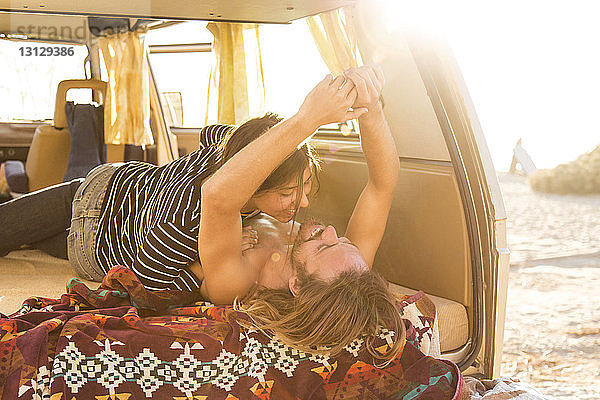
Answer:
[0,266,464,399]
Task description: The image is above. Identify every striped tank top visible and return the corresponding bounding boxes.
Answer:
[94,125,259,291]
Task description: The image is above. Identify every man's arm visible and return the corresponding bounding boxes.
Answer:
[199,76,365,304]
[344,66,400,267]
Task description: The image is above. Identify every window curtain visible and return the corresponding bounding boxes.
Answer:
[98,30,154,146]
[206,23,265,125]
[306,6,361,76]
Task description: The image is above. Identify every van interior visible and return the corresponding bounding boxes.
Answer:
[0,0,509,379]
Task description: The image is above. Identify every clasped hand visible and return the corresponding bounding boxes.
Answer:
[344,65,385,110]
[297,65,385,130]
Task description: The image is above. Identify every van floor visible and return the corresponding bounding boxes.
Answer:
[0,250,469,355]
[0,249,99,315]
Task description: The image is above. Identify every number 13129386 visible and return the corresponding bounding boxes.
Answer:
[19,46,75,56]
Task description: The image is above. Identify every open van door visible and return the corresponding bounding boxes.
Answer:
[308,3,510,378]
[404,35,510,378]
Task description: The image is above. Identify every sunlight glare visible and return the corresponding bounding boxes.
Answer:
[373,0,470,35]
[362,0,600,170]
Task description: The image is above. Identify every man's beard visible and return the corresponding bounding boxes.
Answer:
[290,217,326,275]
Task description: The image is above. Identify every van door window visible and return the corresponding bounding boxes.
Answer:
[261,20,358,137]
[145,20,357,136]
[146,22,213,128]
[0,40,90,122]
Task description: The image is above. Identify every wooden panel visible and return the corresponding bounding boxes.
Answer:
[378,160,471,306]
[307,153,471,307]
[171,127,200,155]
[0,122,38,146]
[0,123,38,162]
[0,0,355,24]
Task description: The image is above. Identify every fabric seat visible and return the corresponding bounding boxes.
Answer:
[0,254,468,358]
[0,252,470,353]
[24,79,107,192]
[63,101,105,181]
[389,282,469,353]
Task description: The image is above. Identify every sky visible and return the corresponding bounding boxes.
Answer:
[391,0,600,170]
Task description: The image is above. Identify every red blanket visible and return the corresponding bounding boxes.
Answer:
[0,266,464,399]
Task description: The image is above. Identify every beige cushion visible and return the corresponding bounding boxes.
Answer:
[25,125,70,192]
[390,282,469,353]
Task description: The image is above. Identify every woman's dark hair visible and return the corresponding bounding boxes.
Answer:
[214,113,321,210]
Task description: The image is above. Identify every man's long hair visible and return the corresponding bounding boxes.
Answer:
[237,269,406,365]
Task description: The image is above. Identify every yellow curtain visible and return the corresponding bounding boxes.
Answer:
[306,6,361,76]
[206,23,265,125]
[98,30,153,146]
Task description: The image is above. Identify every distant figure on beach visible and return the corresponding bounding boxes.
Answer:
[509,138,537,176]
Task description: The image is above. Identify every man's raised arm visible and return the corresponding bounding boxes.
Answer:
[344,66,400,267]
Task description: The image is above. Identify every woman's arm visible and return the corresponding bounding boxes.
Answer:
[199,75,365,304]
[344,66,401,267]
[201,75,362,212]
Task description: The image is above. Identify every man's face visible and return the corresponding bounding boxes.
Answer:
[290,219,368,282]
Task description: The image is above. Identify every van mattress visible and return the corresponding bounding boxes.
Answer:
[0,250,99,315]
[389,283,469,353]
[0,250,469,352]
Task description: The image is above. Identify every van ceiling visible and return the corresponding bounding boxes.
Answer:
[0,0,355,24]
[0,13,88,41]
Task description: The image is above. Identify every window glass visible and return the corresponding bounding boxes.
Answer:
[145,20,354,132]
[261,21,330,118]
[0,40,89,122]
[261,21,356,135]
[146,22,213,128]
[146,22,213,46]
[148,52,212,128]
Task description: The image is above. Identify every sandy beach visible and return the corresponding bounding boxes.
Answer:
[498,173,600,399]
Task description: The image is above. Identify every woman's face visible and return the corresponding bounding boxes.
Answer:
[252,167,312,222]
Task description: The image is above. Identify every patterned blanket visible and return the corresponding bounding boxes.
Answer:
[1,266,464,399]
